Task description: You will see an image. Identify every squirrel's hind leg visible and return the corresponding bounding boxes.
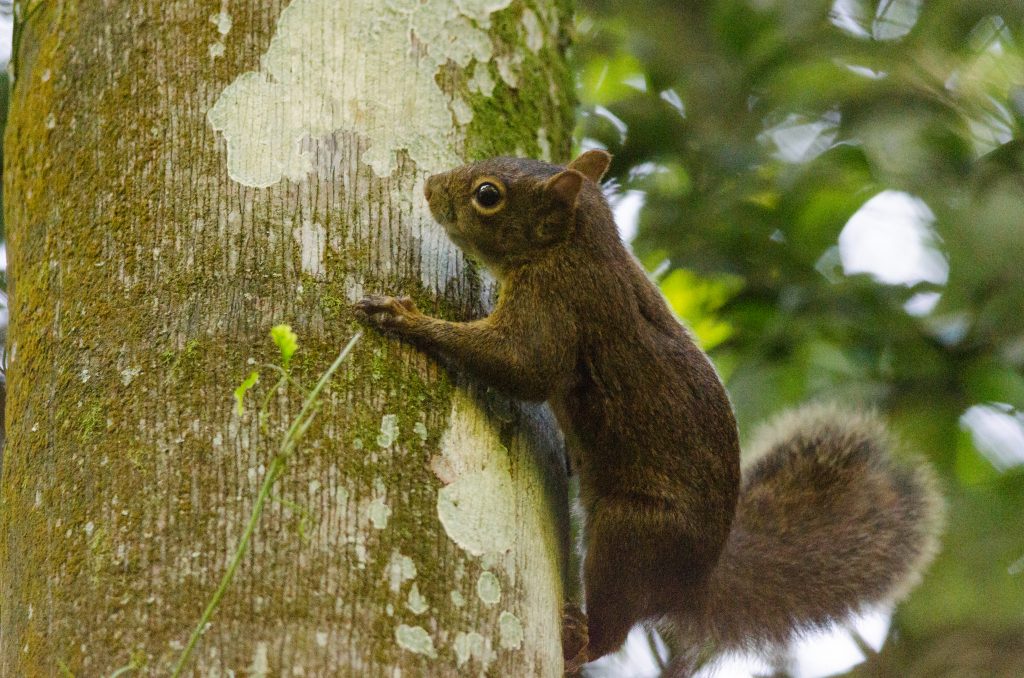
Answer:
[579,496,709,661]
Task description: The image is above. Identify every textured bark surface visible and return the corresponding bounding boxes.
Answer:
[0,1,574,675]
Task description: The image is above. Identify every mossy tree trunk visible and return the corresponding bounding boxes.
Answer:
[1,1,574,675]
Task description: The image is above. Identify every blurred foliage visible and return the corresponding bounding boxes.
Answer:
[660,268,744,351]
[576,0,1024,674]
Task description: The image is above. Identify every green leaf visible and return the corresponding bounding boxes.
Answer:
[233,371,260,415]
[270,324,299,368]
[580,52,647,106]
[660,268,744,350]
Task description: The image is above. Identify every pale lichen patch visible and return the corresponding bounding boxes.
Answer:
[476,570,501,606]
[451,97,474,126]
[120,367,141,386]
[354,542,369,567]
[248,641,270,676]
[387,550,417,593]
[453,631,495,669]
[406,583,429,614]
[293,217,326,276]
[468,61,496,97]
[495,54,521,88]
[210,9,232,35]
[413,421,429,442]
[207,0,514,187]
[521,8,544,52]
[395,624,437,658]
[368,496,391,530]
[436,462,516,557]
[377,414,399,448]
[368,478,392,530]
[498,611,524,650]
[434,391,517,556]
[207,8,232,71]
[537,127,552,162]
[455,0,513,26]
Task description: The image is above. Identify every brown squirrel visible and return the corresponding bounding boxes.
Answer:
[355,151,944,673]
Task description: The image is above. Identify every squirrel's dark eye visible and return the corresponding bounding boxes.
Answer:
[474,182,502,209]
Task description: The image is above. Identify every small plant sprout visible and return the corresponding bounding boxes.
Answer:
[170,327,363,677]
[239,324,316,433]
[270,323,299,368]
[233,371,259,415]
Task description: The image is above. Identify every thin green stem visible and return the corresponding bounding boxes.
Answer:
[170,331,362,676]
[278,331,362,452]
[257,374,289,432]
[260,363,307,393]
[107,659,142,678]
[170,456,285,677]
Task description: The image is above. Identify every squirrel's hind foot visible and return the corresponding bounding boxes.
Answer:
[562,602,589,675]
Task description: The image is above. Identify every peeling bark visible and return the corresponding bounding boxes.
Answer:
[1,1,574,675]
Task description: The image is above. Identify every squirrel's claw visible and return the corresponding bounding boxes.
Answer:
[394,296,418,312]
[562,603,590,675]
[354,294,395,315]
[563,645,589,676]
[354,295,422,332]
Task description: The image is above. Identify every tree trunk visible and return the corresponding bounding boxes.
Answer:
[1,1,574,675]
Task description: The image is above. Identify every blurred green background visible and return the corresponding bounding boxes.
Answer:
[0,0,1021,675]
[574,0,1023,675]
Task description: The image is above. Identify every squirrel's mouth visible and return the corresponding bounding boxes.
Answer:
[431,204,456,228]
[445,229,470,249]
[424,174,456,227]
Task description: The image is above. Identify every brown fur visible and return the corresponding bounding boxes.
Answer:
[355,152,944,671]
[663,405,944,675]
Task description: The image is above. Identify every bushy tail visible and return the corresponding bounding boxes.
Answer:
[699,404,944,653]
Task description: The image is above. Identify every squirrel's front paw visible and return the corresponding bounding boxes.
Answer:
[354,295,423,332]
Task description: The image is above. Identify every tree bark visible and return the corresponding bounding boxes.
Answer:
[1,1,574,675]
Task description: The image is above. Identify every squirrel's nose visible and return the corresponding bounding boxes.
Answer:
[424,176,435,202]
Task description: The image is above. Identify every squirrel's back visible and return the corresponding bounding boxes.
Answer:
[549,191,741,555]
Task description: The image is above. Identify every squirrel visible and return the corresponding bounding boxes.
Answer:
[355,150,945,674]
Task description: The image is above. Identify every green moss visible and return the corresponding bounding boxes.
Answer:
[87,525,112,582]
[464,1,576,162]
[319,292,346,322]
[125,447,146,471]
[80,401,105,442]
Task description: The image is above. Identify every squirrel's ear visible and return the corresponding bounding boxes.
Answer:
[567,149,612,183]
[544,169,585,209]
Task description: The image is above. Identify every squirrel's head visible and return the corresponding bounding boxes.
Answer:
[424,150,612,274]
